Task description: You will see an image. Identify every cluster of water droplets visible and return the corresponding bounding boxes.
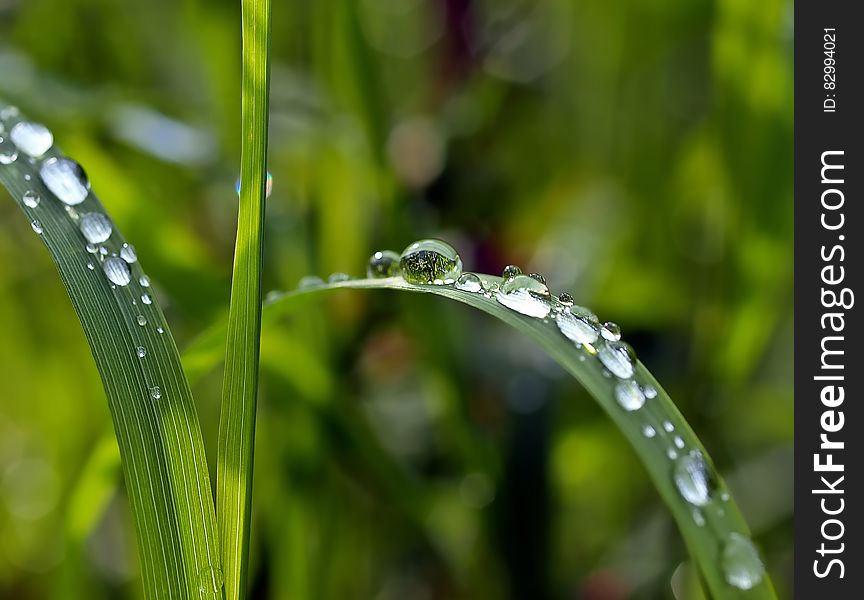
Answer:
[2,105,167,405]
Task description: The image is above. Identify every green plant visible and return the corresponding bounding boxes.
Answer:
[0,1,777,598]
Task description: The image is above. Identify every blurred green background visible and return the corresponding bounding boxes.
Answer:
[0,0,792,598]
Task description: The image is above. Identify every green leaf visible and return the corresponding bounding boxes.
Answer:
[196,276,777,599]
[0,111,221,599]
[216,0,271,598]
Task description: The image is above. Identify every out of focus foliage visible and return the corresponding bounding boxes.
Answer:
[0,0,791,598]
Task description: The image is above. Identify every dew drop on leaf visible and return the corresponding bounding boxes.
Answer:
[496,274,552,318]
[673,450,715,506]
[23,190,40,208]
[149,386,161,400]
[501,264,522,280]
[136,315,147,326]
[120,243,137,263]
[600,321,622,341]
[0,135,18,164]
[79,213,113,244]
[328,272,351,283]
[555,308,599,345]
[642,424,656,438]
[197,566,225,596]
[557,292,574,306]
[399,239,462,285]
[39,157,90,205]
[674,436,685,449]
[455,272,483,293]
[663,421,674,432]
[597,340,635,379]
[367,250,401,278]
[721,533,765,590]
[643,385,657,399]
[136,346,146,358]
[298,275,323,289]
[141,293,152,305]
[527,272,546,284]
[10,121,53,157]
[139,275,151,287]
[614,380,645,411]
[30,219,43,234]
[103,257,131,286]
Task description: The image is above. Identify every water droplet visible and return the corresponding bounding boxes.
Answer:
[120,243,137,263]
[674,436,685,449]
[496,274,552,318]
[597,340,635,379]
[399,239,462,285]
[87,262,95,270]
[555,308,599,345]
[527,272,546,284]
[643,424,656,438]
[157,327,164,334]
[137,315,147,326]
[23,190,40,208]
[30,220,43,234]
[600,321,621,341]
[40,157,90,205]
[673,450,715,506]
[501,265,522,280]
[197,566,225,596]
[455,272,484,293]
[557,292,574,306]
[66,205,80,222]
[367,250,401,278]
[722,533,765,590]
[0,106,20,120]
[693,508,705,527]
[663,421,674,432]
[149,386,161,400]
[141,293,152,305]
[667,449,678,459]
[79,213,113,244]
[139,275,151,287]
[328,272,351,283]
[24,173,31,181]
[235,171,273,198]
[99,246,108,256]
[643,385,657,399]
[614,380,645,411]
[103,257,131,286]
[85,243,98,254]
[298,275,323,289]
[0,136,18,164]
[136,346,146,358]
[9,121,53,157]
[721,491,730,502]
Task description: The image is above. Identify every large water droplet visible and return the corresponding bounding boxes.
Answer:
[555,308,599,345]
[120,243,137,263]
[0,135,18,164]
[455,272,483,292]
[673,450,715,506]
[722,533,765,590]
[597,340,636,379]
[399,239,462,285]
[23,190,40,208]
[79,213,113,244]
[614,380,645,411]
[40,157,90,205]
[600,321,621,341]
[496,274,552,318]
[9,121,53,157]
[31,220,43,234]
[103,257,131,286]
[501,265,522,280]
[367,250,401,278]
[298,275,323,289]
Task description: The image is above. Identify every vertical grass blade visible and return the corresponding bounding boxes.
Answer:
[216,0,272,598]
[0,109,221,599]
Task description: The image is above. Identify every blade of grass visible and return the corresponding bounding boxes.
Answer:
[0,109,221,599]
[192,276,777,599]
[216,0,271,598]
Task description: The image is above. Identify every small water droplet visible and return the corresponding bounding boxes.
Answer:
[235,171,273,198]
[103,257,131,286]
[136,346,146,358]
[400,239,462,285]
[455,272,484,293]
[0,136,18,164]
[557,292,574,306]
[141,293,152,305]
[85,243,98,254]
[693,508,706,527]
[197,566,225,596]
[120,243,137,263]
[139,275,151,287]
[328,272,351,283]
[99,246,108,256]
[674,436,685,449]
[663,421,674,432]
[721,491,730,502]
[79,213,113,244]
[667,448,678,459]
[367,250,401,278]
[496,274,552,318]
[39,157,90,205]
[0,106,20,120]
[501,265,522,280]
[614,380,645,411]
[156,327,164,334]
[30,219,43,234]
[600,321,621,341]
[527,272,546,284]
[149,386,161,400]
[597,340,636,379]
[555,308,599,345]
[23,190,40,208]
[298,275,324,289]
[673,450,715,506]
[10,121,53,157]
[643,385,657,399]
[24,173,31,181]
[643,424,656,438]
[137,315,147,326]
[722,533,765,590]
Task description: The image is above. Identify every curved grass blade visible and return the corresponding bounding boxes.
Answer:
[0,110,222,599]
[193,276,777,599]
[217,0,272,598]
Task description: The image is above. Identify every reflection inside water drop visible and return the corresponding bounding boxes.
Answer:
[399,239,463,285]
[614,380,645,411]
[23,190,40,208]
[367,250,401,278]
